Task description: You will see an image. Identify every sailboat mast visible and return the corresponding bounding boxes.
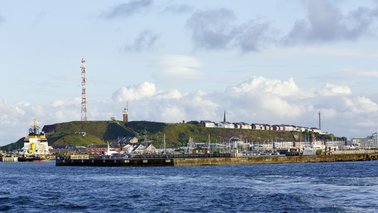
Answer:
[163,134,166,154]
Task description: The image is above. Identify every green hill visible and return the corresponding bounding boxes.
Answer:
[1,120,335,151]
[53,134,104,146]
[0,138,25,151]
[42,120,301,148]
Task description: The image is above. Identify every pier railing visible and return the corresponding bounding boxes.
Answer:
[131,153,231,159]
[58,153,232,160]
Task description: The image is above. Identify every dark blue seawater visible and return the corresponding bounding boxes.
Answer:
[1,161,378,212]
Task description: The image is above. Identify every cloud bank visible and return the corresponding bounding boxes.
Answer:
[1,76,377,146]
[185,1,378,52]
[100,1,378,53]
[186,8,272,52]
[284,0,378,44]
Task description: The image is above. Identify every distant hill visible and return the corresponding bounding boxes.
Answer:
[0,138,25,151]
[1,120,335,151]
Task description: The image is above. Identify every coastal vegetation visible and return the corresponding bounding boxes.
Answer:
[0,120,337,150]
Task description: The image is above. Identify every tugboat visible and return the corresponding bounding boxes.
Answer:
[18,119,49,162]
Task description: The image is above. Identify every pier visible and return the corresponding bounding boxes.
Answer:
[56,152,378,167]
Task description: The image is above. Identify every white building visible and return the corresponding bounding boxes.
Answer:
[263,124,271,130]
[233,123,242,129]
[281,125,296,131]
[218,122,235,129]
[252,124,265,130]
[297,127,308,132]
[201,120,217,128]
[310,128,321,134]
[240,122,252,129]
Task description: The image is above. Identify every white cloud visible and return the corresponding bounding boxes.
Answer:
[318,83,352,96]
[160,106,186,122]
[229,76,301,97]
[341,69,378,78]
[344,96,378,114]
[157,55,204,81]
[180,91,218,120]
[356,71,378,78]
[155,89,183,100]
[112,82,156,102]
[0,100,25,126]
[224,77,306,121]
[259,94,303,119]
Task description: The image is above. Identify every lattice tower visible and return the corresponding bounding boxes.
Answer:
[81,58,87,122]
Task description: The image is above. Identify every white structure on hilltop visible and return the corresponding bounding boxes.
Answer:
[218,122,235,129]
[201,120,217,128]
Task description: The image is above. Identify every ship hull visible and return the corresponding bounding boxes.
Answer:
[18,156,48,162]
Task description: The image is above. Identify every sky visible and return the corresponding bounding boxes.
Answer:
[1,0,378,145]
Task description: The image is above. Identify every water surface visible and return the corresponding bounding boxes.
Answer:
[1,161,377,212]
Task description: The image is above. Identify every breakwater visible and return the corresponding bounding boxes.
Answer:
[174,153,378,166]
[56,152,378,167]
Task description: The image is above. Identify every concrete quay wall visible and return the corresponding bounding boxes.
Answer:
[1,157,18,162]
[56,158,174,167]
[173,153,378,166]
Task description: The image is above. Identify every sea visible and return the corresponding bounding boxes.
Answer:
[1,161,378,213]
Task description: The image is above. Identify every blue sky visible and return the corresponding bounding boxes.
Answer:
[1,0,378,145]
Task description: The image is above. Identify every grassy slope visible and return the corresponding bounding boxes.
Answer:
[2,120,325,150]
[42,121,136,145]
[149,123,297,148]
[53,134,105,146]
[0,138,25,151]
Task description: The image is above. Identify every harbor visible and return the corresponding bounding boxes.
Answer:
[2,1,378,212]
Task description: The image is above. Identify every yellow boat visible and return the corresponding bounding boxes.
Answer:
[19,119,49,162]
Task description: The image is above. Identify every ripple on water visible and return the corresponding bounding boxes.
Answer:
[1,161,378,212]
[0,205,12,211]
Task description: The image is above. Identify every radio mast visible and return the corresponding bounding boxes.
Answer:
[81,58,87,122]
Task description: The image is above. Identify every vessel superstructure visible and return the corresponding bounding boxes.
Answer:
[19,119,49,161]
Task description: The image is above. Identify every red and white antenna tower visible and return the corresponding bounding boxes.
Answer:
[81,58,87,122]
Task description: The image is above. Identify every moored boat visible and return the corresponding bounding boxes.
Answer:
[18,119,50,162]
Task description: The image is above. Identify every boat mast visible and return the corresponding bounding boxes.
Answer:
[163,134,166,154]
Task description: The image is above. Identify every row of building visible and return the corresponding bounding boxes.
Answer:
[351,133,378,149]
[200,120,323,134]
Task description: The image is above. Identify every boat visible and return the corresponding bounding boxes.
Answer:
[18,119,50,162]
